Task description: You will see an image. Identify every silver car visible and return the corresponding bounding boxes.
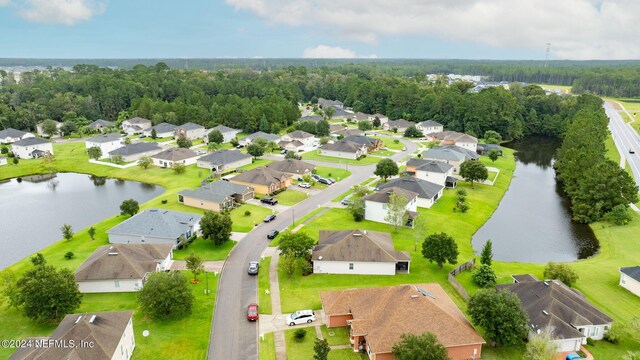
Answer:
[247,261,259,275]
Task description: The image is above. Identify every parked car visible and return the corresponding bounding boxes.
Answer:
[263,214,277,222]
[247,303,259,321]
[340,198,352,206]
[630,148,636,154]
[317,178,331,185]
[236,144,244,149]
[566,354,585,360]
[327,178,336,183]
[247,261,260,275]
[267,229,279,239]
[401,146,407,151]
[280,149,287,154]
[298,182,311,189]
[196,150,206,155]
[311,174,321,180]
[261,197,278,205]
[139,135,147,138]
[286,310,316,326]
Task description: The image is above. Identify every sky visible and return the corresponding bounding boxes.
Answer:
[0,0,639,60]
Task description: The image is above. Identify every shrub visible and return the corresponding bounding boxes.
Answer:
[393,139,400,144]
[543,262,579,287]
[299,259,313,276]
[294,328,307,341]
[64,252,74,260]
[244,210,251,217]
[472,264,497,288]
[161,199,168,204]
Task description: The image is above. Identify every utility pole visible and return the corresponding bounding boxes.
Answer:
[544,43,551,67]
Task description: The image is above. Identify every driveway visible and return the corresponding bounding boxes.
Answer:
[246,198,290,213]
[258,311,325,335]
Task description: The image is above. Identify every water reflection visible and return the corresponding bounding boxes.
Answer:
[89,175,107,186]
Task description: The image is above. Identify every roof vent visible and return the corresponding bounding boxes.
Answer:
[75,316,83,324]
[318,256,323,260]
[410,295,419,299]
[108,252,118,256]
[416,287,436,299]
[542,310,549,316]
[89,315,96,323]
[353,233,362,237]
[363,230,367,235]
[543,281,549,286]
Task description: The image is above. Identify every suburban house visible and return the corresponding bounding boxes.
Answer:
[312,229,411,275]
[329,107,354,120]
[206,125,241,143]
[343,135,383,152]
[620,266,640,297]
[319,140,367,160]
[230,167,293,195]
[429,131,479,152]
[476,143,503,156]
[298,115,324,122]
[497,275,613,352]
[74,244,173,293]
[321,284,485,360]
[423,147,474,174]
[178,181,254,212]
[121,117,152,135]
[378,177,444,208]
[151,147,199,168]
[108,142,161,163]
[278,139,305,153]
[363,187,419,227]
[382,119,414,132]
[266,159,316,175]
[240,131,281,146]
[331,128,364,139]
[416,120,444,135]
[318,98,344,109]
[144,122,177,138]
[408,158,456,187]
[329,124,345,133]
[85,132,123,159]
[0,128,35,144]
[280,130,318,151]
[88,119,115,132]
[197,150,252,172]
[0,156,6,166]
[9,311,136,360]
[107,209,202,246]
[36,120,62,138]
[352,112,371,122]
[12,138,54,159]
[368,113,389,125]
[174,122,206,140]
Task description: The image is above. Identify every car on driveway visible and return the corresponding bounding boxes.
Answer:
[261,197,278,205]
[327,178,336,183]
[340,198,352,206]
[317,178,331,185]
[298,182,311,188]
[311,174,321,181]
[280,149,287,154]
[247,261,259,275]
[286,310,316,326]
[247,303,259,321]
[267,229,279,239]
[263,214,277,222]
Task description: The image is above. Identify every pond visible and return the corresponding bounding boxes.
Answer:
[472,137,599,263]
[0,173,164,269]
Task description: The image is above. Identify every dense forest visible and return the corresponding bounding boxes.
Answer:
[0,63,601,139]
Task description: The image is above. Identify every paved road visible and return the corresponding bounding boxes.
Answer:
[207,137,417,360]
[605,101,640,188]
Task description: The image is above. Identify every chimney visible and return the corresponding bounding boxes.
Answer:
[89,315,96,323]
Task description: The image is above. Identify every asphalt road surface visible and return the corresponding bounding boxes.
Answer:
[207,137,417,360]
[605,101,640,188]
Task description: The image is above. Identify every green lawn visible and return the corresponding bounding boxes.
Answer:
[284,328,317,360]
[302,151,380,165]
[487,170,498,182]
[139,136,173,142]
[370,149,395,157]
[238,158,273,171]
[173,237,236,261]
[259,332,276,360]
[275,190,309,206]
[370,136,404,150]
[230,204,274,232]
[258,257,273,314]
[314,166,351,181]
[328,349,368,360]
[320,325,350,346]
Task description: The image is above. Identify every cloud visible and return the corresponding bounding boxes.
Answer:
[0,0,11,7]
[303,45,377,58]
[17,0,105,25]
[225,0,640,60]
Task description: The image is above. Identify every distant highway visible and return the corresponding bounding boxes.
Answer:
[604,101,640,189]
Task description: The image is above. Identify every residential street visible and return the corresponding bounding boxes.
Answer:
[207,136,417,360]
[605,101,640,189]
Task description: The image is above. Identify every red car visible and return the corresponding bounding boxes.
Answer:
[247,303,259,321]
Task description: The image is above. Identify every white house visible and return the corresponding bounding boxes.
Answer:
[413,160,455,187]
[429,131,478,152]
[36,120,63,138]
[0,128,35,144]
[8,311,135,360]
[174,122,206,140]
[620,266,640,297]
[75,244,173,293]
[312,229,411,275]
[378,177,444,208]
[363,187,419,226]
[206,125,241,143]
[197,150,252,172]
[85,133,123,159]
[416,120,444,135]
[319,140,367,160]
[107,209,202,246]
[144,122,177,138]
[368,113,389,125]
[151,147,199,168]
[280,130,318,149]
[12,138,54,159]
[121,117,152,135]
[239,131,281,146]
[0,156,7,166]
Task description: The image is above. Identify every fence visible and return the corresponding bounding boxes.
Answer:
[448,258,476,301]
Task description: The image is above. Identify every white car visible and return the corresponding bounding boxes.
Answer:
[286,310,316,326]
[298,182,311,188]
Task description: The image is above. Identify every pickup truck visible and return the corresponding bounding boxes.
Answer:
[260,197,278,205]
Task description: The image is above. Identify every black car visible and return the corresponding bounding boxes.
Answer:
[260,197,278,205]
[267,229,279,239]
[264,214,277,222]
[317,178,331,185]
[630,148,636,154]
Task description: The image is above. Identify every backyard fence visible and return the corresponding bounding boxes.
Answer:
[448,258,476,301]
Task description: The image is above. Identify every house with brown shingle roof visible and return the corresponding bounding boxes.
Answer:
[319,140,367,160]
[266,159,316,175]
[9,311,135,360]
[382,119,414,132]
[229,167,293,195]
[312,230,410,275]
[75,244,173,293]
[151,147,199,168]
[427,131,478,152]
[362,187,419,227]
[321,284,485,360]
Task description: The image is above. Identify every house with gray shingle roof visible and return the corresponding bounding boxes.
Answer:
[298,115,324,122]
[230,167,293,195]
[151,147,199,167]
[318,98,344,109]
[408,159,455,187]
[143,122,177,138]
[266,159,316,175]
[416,120,443,135]
[179,181,254,212]
[85,133,123,159]
[108,142,161,162]
[343,135,382,151]
[75,244,173,293]
[319,140,367,160]
[240,131,281,146]
[378,177,444,208]
[107,209,201,246]
[12,138,53,159]
[121,117,152,135]
[363,187,419,227]
[382,119,414,132]
[331,128,364,139]
[422,147,472,174]
[620,266,640,297]
[206,125,241,143]
[0,128,35,144]
[88,119,115,132]
[197,150,252,172]
[368,113,389,125]
[175,122,206,140]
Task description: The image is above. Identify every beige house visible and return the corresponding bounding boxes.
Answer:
[266,159,316,176]
[178,181,254,212]
[382,119,413,132]
[174,122,206,140]
[620,266,640,297]
[416,120,444,135]
[151,147,199,168]
[319,140,367,160]
[428,131,478,152]
[230,167,293,195]
[197,150,252,172]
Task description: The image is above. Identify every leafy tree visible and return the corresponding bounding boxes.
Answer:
[421,232,458,269]
[0,145,8,154]
[64,251,74,260]
[172,162,186,174]
[315,120,330,137]
[176,136,192,148]
[30,253,46,266]
[208,129,224,144]
[358,120,372,131]
[111,154,124,164]
[185,252,204,282]
[480,239,493,266]
[230,137,239,147]
[137,271,194,320]
[60,224,74,241]
[60,120,77,136]
[294,328,307,341]
[372,116,381,128]
[348,198,365,222]
[488,149,500,162]
[207,141,220,152]
[484,130,502,144]
[404,125,422,138]
[120,198,139,217]
[150,128,157,139]
[314,338,331,360]
[200,211,232,246]
[374,158,399,181]
[467,289,529,347]
[460,160,488,188]
[41,119,59,137]
[138,156,152,169]
[278,254,298,279]
[266,141,279,153]
[253,137,269,149]
[87,226,96,240]
[472,264,497,288]
[391,332,450,360]
[604,204,633,225]
[7,260,82,323]
[392,127,398,133]
[259,114,270,132]
[524,328,559,360]
[319,136,330,145]
[278,231,315,259]
[12,157,19,165]
[285,151,298,159]
[324,107,335,120]
[247,142,265,158]
[87,145,102,160]
[543,262,579,287]
[124,138,131,145]
[384,193,409,232]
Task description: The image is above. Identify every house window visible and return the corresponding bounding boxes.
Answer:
[349,263,354,270]
[115,280,120,288]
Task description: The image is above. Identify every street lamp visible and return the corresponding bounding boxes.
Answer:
[204,271,210,295]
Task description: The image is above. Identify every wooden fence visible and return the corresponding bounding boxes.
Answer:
[448,258,476,301]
